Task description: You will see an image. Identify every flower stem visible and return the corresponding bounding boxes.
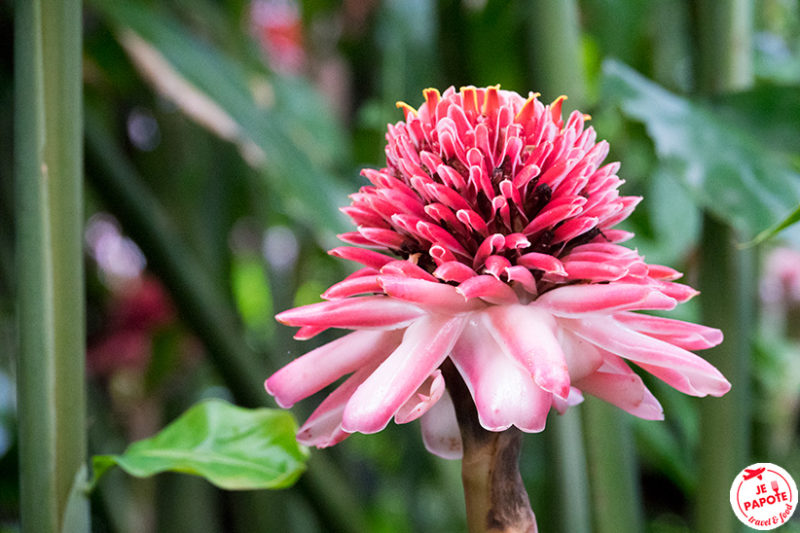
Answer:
[443,361,537,533]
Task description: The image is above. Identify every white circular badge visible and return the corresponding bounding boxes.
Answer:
[730,463,797,530]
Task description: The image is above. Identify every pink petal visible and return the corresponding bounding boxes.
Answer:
[429,245,458,266]
[473,234,506,270]
[613,312,723,350]
[505,233,531,250]
[551,387,585,415]
[338,231,378,247]
[562,260,628,281]
[420,391,463,460]
[647,264,683,281]
[457,275,519,305]
[276,296,426,329]
[562,316,731,397]
[416,220,469,256]
[600,229,634,242]
[293,326,328,340]
[378,275,481,313]
[342,314,467,434]
[537,283,677,316]
[450,315,552,432]
[394,370,445,424]
[557,328,605,381]
[295,357,383,448]
[517,252,567,275]
[358,227,408,249]
[322,275,382,299]
[380,260,438,282]
[653,280,699,303]
[505,265,539,294]
[265,329,403,408]
[456,209,489,235]
[522,203,575,235]
[552,216,599,244]
[575,360,664,420]
[512,162,541,189]
[434,261,478,283]
[484,255,512,278]
[484,305,570,399]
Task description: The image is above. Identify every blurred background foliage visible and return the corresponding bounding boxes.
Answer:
[2,0,800,531]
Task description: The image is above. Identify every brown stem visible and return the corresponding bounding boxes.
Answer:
[442,360,538,533]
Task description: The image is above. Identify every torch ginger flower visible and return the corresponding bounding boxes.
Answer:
[265,86,729,459]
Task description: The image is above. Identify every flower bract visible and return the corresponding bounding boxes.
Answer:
[265,86,729,459]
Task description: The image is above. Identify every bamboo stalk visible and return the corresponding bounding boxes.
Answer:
[581,398,643,533]
[527,0,586,106]
[15,0,89,531]
[691,2,755,532]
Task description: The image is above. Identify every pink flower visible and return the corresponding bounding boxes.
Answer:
[250,0,306,75]
[761,247,800,305]
[265,86,729,459]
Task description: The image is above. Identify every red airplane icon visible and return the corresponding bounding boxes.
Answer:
[743,467,766,481]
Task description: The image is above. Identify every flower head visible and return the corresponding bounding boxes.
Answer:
[266,86,729,458]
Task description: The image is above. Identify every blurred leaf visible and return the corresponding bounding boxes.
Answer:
[741,202,800,247]
[717,84,800,154]
[630,162,702,266]
[90,399,308,491]
[231,255,273,336]
[602,59,800,242]
[633,420,694,493]
[754,32,800,85]
[89,0,350,240]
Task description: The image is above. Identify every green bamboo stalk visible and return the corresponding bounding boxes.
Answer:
[15,0,89,531]
[581,398,644,533]
[691,2,755,532]
[550,409,592,533]
[527,0,586,106]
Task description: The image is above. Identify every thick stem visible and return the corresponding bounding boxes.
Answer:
[581,397,643,533]
[691,2,755,532]
[527,0,585,107]
[15,0,89,531]
[443,361,537,533]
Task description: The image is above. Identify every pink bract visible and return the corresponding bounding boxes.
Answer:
[265,86,729,459]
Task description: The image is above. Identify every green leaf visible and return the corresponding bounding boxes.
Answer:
[741,202,800,248]
[602,59,800,242]
[89,399,308,492]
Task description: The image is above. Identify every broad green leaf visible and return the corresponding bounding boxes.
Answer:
[90,399,308,491]
[89,1,350,240]
[602,59,800,242]
[717,84,800,154]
